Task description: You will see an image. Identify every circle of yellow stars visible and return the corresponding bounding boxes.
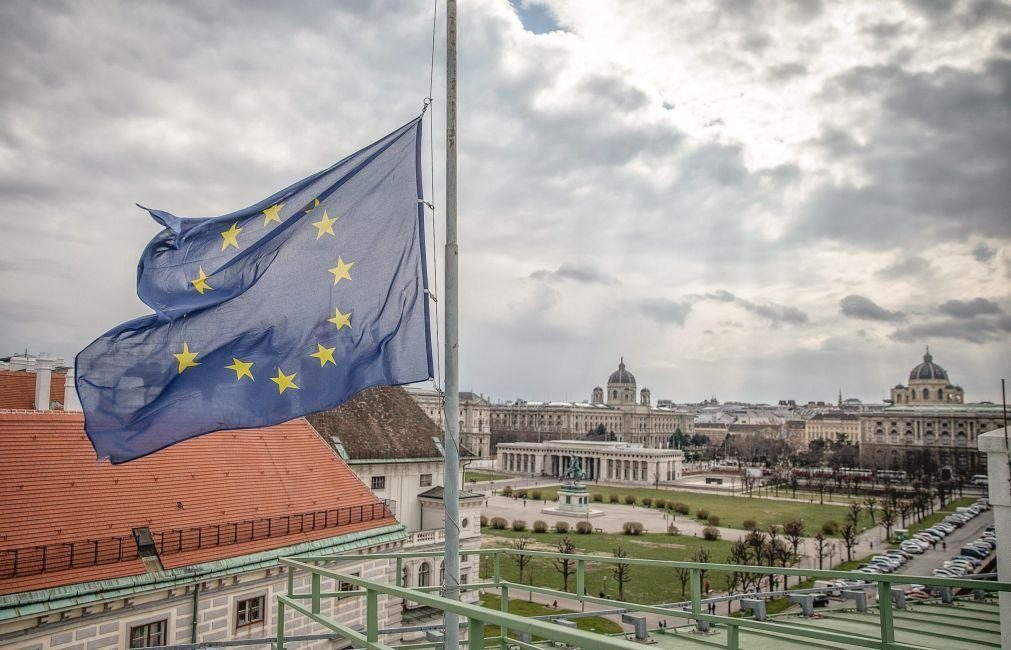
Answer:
[177,198,357,394]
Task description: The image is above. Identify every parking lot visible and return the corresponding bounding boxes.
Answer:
[899,509,994,577]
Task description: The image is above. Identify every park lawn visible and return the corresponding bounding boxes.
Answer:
[905,497,977,535]
[466,470,510,483]
[514,484,874,536]
[480,527,734,605]
[478,593,622,638]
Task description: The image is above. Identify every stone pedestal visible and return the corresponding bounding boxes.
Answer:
[978,427,1010,649]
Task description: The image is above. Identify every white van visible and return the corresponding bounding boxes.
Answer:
[971,474,989,486]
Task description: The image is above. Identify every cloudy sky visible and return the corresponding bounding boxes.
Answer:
[1,0,1008,404]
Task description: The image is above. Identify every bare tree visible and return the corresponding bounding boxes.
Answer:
[897,500,913,528]
[693,547,711,594]
[862,497,878,526]
[552,536,576,593]
[612,546,632,601]
[879,497,897,541]
[814,533,829,570]
[510,537,532,584]
[674,565,691,600]
[840,522,859,562]
[782,519,805,587]
[847,502,862,529]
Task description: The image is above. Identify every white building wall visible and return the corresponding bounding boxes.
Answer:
[352,460,445,533]
[0,556,400,650]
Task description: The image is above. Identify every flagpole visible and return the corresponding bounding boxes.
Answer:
[442,0,462,646]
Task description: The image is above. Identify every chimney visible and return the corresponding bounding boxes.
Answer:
[34,354,55,411]
[64,365,82,412]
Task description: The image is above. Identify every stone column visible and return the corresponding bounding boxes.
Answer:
[534,454,544,476]
[979,427,1010,648]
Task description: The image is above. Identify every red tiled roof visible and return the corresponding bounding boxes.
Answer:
[0,411,397,595]
[0,371,66,410]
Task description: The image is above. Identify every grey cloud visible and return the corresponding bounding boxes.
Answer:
[891,314,1011,343]
[637,299,693,326]
[530,263,618,285]
[768,62,807,81]
[702,290,809,326]
[937,298,1003,318]
[740,31,774,52]
[839,294,905,322]
[876,254,934,277]
[577,74,651,112]
[999,32,1011,52]
[971,242,997,262]
[862,21,906,42]
[796,59,1011,248]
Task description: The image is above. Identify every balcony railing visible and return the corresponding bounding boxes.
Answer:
[276,546,1011,649]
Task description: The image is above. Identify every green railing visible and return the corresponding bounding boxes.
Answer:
[276,547,1009,650]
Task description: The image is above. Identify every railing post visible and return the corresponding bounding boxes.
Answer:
[469,617,485,649]
[690,568,703,631]
[493,553,500,584]
[396,556,403,587]
[576,559,585,598]
[367,588,379,643]
[727,623,739,650]
[275,597,285,650]
[877,580,894,648]
[311,572,321,615]
[500,584,509,649]
[286,565,294,596]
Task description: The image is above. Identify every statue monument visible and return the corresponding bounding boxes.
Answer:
[541,454,603,518]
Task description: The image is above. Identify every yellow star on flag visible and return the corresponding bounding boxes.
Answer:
[312,210,338,239]
[327,307,352,330]
[225,358,254,381]
[328,257,354,284]
[220,222,243,251]
[262,203,284,226]
[310,343,337,367]
[173,342,200,374]
[305,198,320,214]
[270,368,299,394]
[190,267,213,294]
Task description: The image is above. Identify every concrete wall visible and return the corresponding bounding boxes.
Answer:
[979,427,1010,649]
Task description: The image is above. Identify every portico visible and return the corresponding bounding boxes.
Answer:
[496,439,684,486]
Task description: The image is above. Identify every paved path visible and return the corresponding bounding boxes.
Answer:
[898,511,993,577]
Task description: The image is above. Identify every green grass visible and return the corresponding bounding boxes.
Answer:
[478,593,622,638]
[532,484,874,536]
[465,470,510,483]
[481,527,734,605]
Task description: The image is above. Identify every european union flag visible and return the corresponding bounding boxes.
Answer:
[77,117,433,463]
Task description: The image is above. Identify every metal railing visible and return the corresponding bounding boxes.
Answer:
[0,501,395,579]
[276,547,1010,650]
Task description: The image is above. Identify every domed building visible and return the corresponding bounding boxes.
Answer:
[606,357,637,405]
[859,347,1000,475]
[889,348,964,405]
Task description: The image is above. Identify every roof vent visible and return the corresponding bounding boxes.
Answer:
[132,527,164,573]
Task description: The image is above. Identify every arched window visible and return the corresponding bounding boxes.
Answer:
[418,562,431,587]
[937,389,943,399]
[612,390,618,398]
[922,388,929,400]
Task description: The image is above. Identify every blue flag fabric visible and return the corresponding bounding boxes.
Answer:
[77,117,433,463]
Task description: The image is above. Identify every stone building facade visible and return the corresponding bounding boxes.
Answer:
[497,439,684,485]
[803,412,861,446]
[404,387,493,459]
[489,359,694,448]
[859,350,997,475]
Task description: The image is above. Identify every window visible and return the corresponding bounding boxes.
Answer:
[419,473,432,487]
[236,596,265,628]
[129,620,167,648]
[461,572,469,584]
[339,571,360,592]
[371,476,386,490]
[418,562,431,587]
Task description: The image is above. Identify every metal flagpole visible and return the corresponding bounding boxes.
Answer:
[442,0,461,647]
